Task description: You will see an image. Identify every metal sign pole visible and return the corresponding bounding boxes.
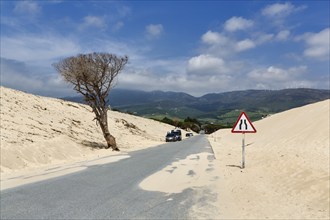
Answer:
[242,133,245,169]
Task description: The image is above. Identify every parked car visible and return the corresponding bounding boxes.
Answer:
[185,133,193,137]
[165,132,177,142]
[171,129,182,141]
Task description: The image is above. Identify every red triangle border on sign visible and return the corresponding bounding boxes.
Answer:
[231,111,257,133]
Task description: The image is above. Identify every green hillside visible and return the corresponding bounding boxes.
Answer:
[64,88,329,125]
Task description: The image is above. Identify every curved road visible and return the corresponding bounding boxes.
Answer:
[1,135,217,219]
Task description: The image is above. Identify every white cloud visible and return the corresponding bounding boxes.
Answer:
[119,60,189,93]
[276,30,290,41]
[1,1,326,97]
[200,28,292,58]
[14,1,41,15]
[201,31,229,45]
[146,24,164,38]
[0,58,72,97]
[302,28,329,60]
[201,31,258,57]
[1,35,81,64]
[0,33,148,97]
[247,65,317,90]
[235,39,256,51]
[187,54,228,75]
[261,3,307,27]
[1,58,42,90]
[248,65,307,82]
[119,54,242,95]
[262,2,295,17]
[255,33,274,44]
[79,16,106,30]
[224,16,254,32]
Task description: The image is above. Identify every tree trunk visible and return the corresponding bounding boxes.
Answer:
[104,129,118,151]
[98,111,119,151]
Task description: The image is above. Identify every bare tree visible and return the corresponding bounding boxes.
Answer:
[53,52,128,151]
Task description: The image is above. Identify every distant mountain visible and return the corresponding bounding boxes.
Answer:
[109,89,196,107]
[63,89,195,107]
[63,88,329,124]
[193,89,330,112]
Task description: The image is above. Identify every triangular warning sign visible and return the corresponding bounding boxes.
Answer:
[231,112,257,133]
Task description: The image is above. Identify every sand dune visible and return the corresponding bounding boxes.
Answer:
[209,99,330,219]
[1,86,329,219]
[0,86,185,174]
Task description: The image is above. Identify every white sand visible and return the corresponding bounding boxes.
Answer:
[209,100,330,219]
[0,86,190,188]
[140,152,218,194]
[140,151,222,218]
[1,86,329,219]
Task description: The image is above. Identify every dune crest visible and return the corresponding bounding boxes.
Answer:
[0,86,178,173]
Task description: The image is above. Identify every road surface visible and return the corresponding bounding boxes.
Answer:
[1,135,218,219]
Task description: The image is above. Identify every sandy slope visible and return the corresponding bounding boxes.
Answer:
[209,100,330,219]
[1,86,329,219]
[0,86,185,173]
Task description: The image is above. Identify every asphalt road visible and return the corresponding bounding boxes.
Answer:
[1,135,216,219]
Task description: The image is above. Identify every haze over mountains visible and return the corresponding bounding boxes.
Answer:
[64,88,330,123]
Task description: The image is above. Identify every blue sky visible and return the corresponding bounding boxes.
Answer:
[1,0,329,97]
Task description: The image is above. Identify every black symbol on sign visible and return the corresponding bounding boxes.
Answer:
[239,119,248,130]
